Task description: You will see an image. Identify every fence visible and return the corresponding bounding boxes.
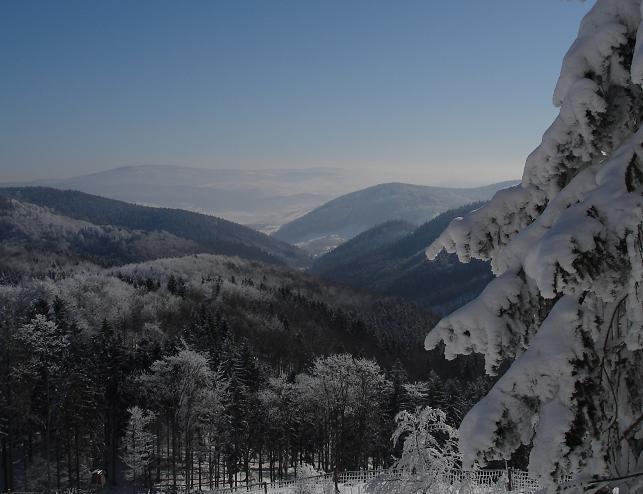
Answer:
[5,468,641,494]
[143,468,543,494]
[364,468,542,494]
[0,468,581,494]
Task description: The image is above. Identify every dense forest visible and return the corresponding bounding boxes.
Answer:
[0,197,490,493]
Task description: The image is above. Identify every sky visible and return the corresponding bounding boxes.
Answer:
[0,0,593,186]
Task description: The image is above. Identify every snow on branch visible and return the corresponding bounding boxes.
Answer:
[423,0,643,485]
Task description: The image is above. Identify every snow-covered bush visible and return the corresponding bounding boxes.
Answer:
[295,463,321,478]
[368,406,473,494]
[424,0,643,489]
[392,407,460,481]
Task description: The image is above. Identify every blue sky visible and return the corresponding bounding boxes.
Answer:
[0,1,592,185]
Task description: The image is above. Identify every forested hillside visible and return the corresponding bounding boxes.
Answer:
[273,181,517,244]
[309,220,416,262]
[312,203,493,313]
[0,241,489,492]
[0,187,310,268]
[0,196,202,265]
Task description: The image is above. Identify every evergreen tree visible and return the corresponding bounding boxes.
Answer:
[424,0,643,487]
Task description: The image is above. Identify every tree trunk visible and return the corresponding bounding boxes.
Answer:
[156,418,161,482]
[56,440,61,491]
[45,373,51,493]
[1,435,10,493]
[66,435,72,487]
[172,420,177,490]
[111,412,118,486]
[23,441,29,492]
[215,450,220,488]
[75,428,81,489]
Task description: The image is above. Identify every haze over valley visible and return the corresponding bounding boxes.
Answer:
[3,164,519,255]
[7,165,371,234]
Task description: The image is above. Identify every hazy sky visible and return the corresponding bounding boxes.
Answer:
[1,1,592,186]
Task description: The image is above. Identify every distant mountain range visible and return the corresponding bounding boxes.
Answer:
[311,202,494,313]
[272,180,519,246]
[0,187,310,268]
[5,165,371,233]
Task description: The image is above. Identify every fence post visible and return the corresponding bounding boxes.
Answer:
[262,482,267,494]
[507,467,513,492]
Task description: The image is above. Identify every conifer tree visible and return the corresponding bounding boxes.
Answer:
[424,0,643,487]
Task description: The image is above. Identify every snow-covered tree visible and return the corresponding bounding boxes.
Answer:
[121,406,155,488]
[368,406,462,494]
[392,407,460,483]
[16,314,70,492]
[296,354,391,471]
[424,0,643,488]
[138,346,228,489]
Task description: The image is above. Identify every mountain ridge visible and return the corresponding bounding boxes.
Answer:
[273,180,519,244]
[0,187,311,268]
[2,165,370,232]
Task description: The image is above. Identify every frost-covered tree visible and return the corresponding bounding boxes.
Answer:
[424,0,643,488]
[138,346,228,489]
[121,406,155,489]
[368,406,461,494]
[16,315,70,493]
[297,354,391,472]
[259,375,301,480]
[392,407,460,485]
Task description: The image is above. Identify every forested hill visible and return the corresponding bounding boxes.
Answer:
[0,247,489,492]
[273,181,518,244]
[311,220,416,262]
[0,188,484,378]
[0,196,204,265]
[0,246,469,379]
[0,187,310,268]
[311,203,493,313]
